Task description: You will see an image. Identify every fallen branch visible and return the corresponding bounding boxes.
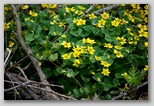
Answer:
[94,4,119,15]
[111,81,148,100]
[11,4,59,100]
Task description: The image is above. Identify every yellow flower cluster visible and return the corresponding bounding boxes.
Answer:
[138,24,148,38]
[73,18,86,26]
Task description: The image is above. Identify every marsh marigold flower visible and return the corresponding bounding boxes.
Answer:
[101,12,109,19]
[29,10,38,17]
[101,61,111,67]
[61,41,71,49]
[21,5,29,9]
[101,68,110,76]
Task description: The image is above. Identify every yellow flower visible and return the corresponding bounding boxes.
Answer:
[73,51,80,58]
[95,56,101,61]
[24,17,30,21]
[65,7,75,13]
[97,78,101,81]
[73,59,81,67]
[75,10,83,15]
[91,71,95,75]
[116,37,127,45]
[87,46,95,54]
[82,38,96,44]
[144,65,148,71]
[111,20,120,27]
[49,4,57,9]
[80,46,87,54]
[104,43,113,49]
[88,13,97,19]
[61,34,67,38]
[29,10,38,17]
[76,19,86,26]
[101,68,110,76]
[114,45,122,49]
[116,52,123,58]
[73,18,78,24]
[50,20,57,25]
[4,22,10,30]
[61,41,71,49]
[98,19,106,26]
[121,72,130,79]
[114,49,118,54]
[101,12,109,19]
[8,41,14,48]
[21,5,29,9]
[59,22,65,27]
[144,42,148,48]
[78,6,85,10]
[62,53,71,60]
[101,61,111,67]
[53,32,57,36]
[41,4,49,8]
[119,4,125,6]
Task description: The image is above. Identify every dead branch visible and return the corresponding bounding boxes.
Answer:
[10,4,59,100]
[111,81,148,100]
[94,4,119,15]
[85,4,97,14]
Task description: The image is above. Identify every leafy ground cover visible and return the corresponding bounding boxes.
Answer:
[4,4,148,100]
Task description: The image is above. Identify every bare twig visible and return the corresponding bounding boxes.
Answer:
[26,85,77,100]
[111,81,148,100]
[85,4,97,14]
[14,66,28,81]
[4,49,12,67]
[94,4,119,15]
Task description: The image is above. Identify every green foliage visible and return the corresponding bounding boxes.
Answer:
[4,4,148,100]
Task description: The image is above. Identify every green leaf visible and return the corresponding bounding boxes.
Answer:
[115,73,123,78]
[49,25,62,36]
[65,18,73,24]
[81,76,90,82]
[49,53,58,61]
[70,28,82,37]
[92,73,103,81]
[42,67,52,78]
[113,78,120,85]
[25,34,34,43]
[106,58,114,65]
[66,69,79,77]
[105,33,113,42]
